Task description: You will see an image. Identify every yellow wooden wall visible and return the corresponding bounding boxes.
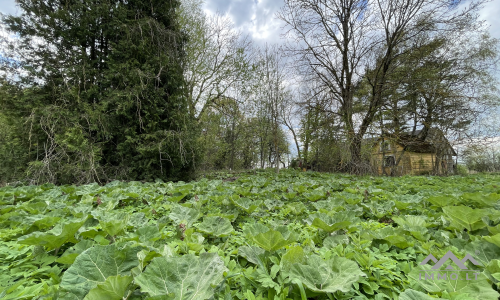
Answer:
[370,141,451,175]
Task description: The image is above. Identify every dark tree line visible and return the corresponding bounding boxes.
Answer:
[1,0,199,184]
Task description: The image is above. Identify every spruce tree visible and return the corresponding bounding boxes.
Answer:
[1,0,199,183]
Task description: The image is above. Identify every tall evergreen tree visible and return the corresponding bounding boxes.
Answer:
[1,0,199,183]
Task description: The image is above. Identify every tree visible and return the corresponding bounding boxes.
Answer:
[279,89,302,162]
[277,0,490,174]
[462,144,500,172]
[371,31,499,175]
[178,0,253,121]
[1,0,199,184]
[249,45,291,172]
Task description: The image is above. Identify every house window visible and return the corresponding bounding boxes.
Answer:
[380,141,391,152]
[383,155,395,167]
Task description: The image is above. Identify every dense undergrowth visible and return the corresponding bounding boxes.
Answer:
[1,170,500,299]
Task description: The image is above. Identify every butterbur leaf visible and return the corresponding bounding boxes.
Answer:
[426,195,456,207]
[59,244,140,299]
[289,255,366,293]
[135,225,162,243]
[312,198,344,212]
[232,197,261,213]
[307,212,358,233]
[464,240,500,267]
[393,215,428,228]
[303,188,326,202]
[323,235,349,249]
[18,218,86,250]
[393,216,429,241]
[283,192,297,200]
[399,289,444,300]
[292,184,307,194]
[135,253,227,300]
[485,259,500,285]
[238,246,268,270]
[365,227,413,249]
[484,234,500,248]
[92,211,130,236]
[168,205,199,227]
[461,193,499,208]
[250,229,296,252]
[195,216,233,237]
[243,223,269,237]
[83,275,133,300]
[56,240,95,264]
[442,206,488,231]
[287,202,306,215]
[24,215,61,233]
[408,264,499,300]
[280,246,305,272]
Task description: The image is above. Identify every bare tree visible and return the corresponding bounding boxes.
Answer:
[280,89,302,162]
[277,0,488,173]
[178,0,253,120]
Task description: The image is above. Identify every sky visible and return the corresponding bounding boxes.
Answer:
[202,0,500,46]
[1,0,498,51]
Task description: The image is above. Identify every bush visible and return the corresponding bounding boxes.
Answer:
[456,164,469,175]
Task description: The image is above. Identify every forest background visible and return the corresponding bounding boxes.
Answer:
[0,0,499,186]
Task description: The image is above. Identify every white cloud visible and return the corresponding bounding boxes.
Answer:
[203,0,286,47]
[479,0,500,39]
[0,0,21,16]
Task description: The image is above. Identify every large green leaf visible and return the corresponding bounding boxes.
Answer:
[460,192,499,208]
[303,188,326,202]
[232,197,261,213]
[312,198,344,212]
[92,210,130,236]
[83,275,133,300]
[243,223,270,237]
[56,240,95,264]
[364,227,414,249]
[464,240,500,267]
[393,215,429,241]
[195,216,233,237]
[288,255,366,293]
[249,229,296,252]
[23,215,61,233]
[399,289,444,300]
[238,246,268,270]
[135,253,227,300]
[18,218,86,250]
[307,211,358,233]
[425,195,457,208]
[442,206,488,231]
[59,244,140,300]
[280,246,306,272]
[483,234,500,248]
[168,205,200,227]
[129,225,162,244]
[408,265,499,300]
[485,259,500,286]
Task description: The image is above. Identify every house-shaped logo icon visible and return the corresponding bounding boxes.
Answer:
[420,250,481,270]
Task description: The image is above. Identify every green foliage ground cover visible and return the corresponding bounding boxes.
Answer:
[1,170,500,299]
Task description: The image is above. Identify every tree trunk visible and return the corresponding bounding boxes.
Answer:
[349,135,363,174]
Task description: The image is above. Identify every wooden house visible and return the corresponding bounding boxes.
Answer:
[367,128,457,176]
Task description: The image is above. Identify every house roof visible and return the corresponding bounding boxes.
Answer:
[367,128,457,156]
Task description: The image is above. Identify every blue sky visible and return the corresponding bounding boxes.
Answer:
[1,0,499,46]
[200,0,500,44]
